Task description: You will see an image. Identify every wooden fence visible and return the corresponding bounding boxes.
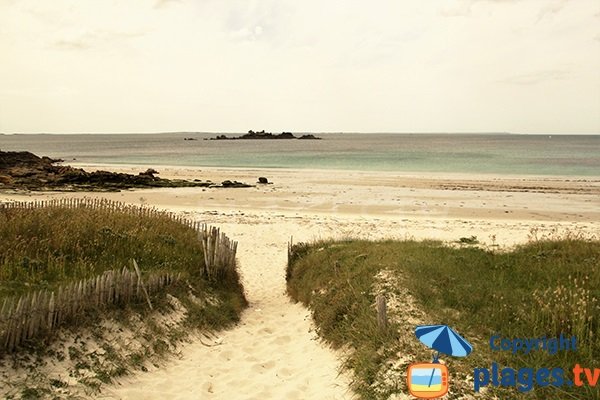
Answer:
[0,267,180,352]
[200,225,238,281]
[0,198,201,229]
[0,198,238,352]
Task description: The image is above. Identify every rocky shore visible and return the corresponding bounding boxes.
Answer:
[0,151,253,191]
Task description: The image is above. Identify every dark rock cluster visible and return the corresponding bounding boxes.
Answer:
[0,151,254,192]
[208,130,321,140]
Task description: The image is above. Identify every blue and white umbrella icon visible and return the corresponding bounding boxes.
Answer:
[414,325,473,389]
[415,324,473,358]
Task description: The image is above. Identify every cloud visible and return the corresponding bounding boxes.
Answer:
[439,0,575,26]
[439,0,523,18]
[498,69,570,85]
[53,30,146,51]
[229,25,264,42]
[154,0,181,9]
[537,0,569,22]
[54,38,92,50]
[223,1,291,44]
[440,2,473,17]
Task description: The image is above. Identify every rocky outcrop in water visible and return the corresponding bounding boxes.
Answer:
[298,134,321,140]
[209,130,321,140]
[0,151,254,192]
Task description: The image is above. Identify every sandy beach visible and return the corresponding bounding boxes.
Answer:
[1,165,599,399]
[3,0,599,396]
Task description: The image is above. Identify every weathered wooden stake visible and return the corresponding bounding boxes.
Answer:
[132,259,153,310]
[376,294,387,330]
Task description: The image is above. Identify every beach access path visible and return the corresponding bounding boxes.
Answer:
[101,215,354,400]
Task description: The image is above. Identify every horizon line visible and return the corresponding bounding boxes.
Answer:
[2,131,599,136]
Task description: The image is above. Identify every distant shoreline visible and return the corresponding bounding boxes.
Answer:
[4,132,600,136]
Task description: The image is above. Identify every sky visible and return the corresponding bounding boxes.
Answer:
[0,0,599,134]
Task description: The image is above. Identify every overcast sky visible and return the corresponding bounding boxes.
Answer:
[0,0,599,134]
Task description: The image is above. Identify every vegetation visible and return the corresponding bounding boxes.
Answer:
[2,203,218,295]
[0,200,247,327]
[0,200,247,396]
[287,235,599,399]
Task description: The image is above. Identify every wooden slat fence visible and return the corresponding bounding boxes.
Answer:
[199,225,238,281]
[0,198,239,352]
[0,268,180,353]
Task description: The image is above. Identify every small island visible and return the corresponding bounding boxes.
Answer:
[208,130,321,140]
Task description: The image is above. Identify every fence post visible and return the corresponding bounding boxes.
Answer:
[132,260,153,310]
[376,294,387,331]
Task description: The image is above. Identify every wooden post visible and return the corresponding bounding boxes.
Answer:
[376,294,387,331]
[48,292,55,331]
[132,260,153,310]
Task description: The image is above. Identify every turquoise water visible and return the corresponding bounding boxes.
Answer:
[1,133,598,176]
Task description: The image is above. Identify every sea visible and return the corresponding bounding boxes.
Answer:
[1,133,599,176]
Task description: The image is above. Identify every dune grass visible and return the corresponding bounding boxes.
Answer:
[0,202,247,396]
[287,236,599,399]
[0,202,247,335]
[0,206,195,297]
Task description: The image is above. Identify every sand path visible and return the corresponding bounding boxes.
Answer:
[102,218,353,400]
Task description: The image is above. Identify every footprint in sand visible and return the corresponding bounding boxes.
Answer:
[258,327,274,335]
[272,335,291,345]
[245,355,258,363]
[277,367,293,378]
[202,381,214,393]
[242,345,257,354]
[251,360,276,372]
[285,389,302,399]
[244,390,273,400]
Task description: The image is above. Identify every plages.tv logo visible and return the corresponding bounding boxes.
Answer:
[407,324,473,399]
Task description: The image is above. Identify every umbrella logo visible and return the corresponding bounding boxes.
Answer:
[407,324,473,399]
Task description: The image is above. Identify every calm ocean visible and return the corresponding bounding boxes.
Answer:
[1,133,598,176]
